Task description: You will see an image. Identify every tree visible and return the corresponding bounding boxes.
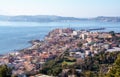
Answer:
[62,61,68,69]
[0,65,11,77]
[84,71,95,77]
[109,31,115,36]
[77,42,83,48]
[106,54,120,77]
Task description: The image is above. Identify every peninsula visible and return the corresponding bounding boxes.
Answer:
[0,28,120,77]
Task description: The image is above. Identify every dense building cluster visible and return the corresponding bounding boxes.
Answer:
[0,28,120,76]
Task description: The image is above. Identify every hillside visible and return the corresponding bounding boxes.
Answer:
[92,16,120,22]
[0,15,120,22]
[0,15,86,22]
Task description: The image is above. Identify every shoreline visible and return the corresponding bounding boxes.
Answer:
[15,27,120,55]
[1,27,120,56]
[0,28,120,76]
[0,39,42,56]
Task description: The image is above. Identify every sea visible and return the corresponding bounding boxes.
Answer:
[0,21,120,54]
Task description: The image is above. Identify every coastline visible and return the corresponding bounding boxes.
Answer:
[2,27,117,55]
[0,27,118,56]
[0,21,120,54]
[0,28,120,76]
[0,39,42,56]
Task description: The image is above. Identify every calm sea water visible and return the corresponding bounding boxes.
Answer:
[0,21,120,54]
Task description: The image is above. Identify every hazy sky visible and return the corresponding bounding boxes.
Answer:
[0,0,120,17]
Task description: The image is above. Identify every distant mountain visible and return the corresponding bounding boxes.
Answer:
[0,15,120,22]
[0,15,87,22]
[92,16,120,22]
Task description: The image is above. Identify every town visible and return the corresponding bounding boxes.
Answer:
[0,28,120,77]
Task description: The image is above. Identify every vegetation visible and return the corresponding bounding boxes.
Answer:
[40,50,120,77]
[106,54,120,77]
[109,31,115,36]
[76,51,120,77]
[0,65,12,77]
[40,49,76,76]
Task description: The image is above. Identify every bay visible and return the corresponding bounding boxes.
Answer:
[0,21,120,54]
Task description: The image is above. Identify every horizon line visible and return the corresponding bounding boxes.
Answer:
[0,14,120,18]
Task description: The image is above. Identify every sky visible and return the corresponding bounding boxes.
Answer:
[0,0,120,17]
